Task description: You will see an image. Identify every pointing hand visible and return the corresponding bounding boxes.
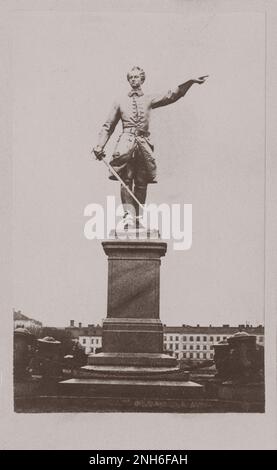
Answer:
[192,75,209,84]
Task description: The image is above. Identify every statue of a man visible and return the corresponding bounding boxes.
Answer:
[93,66,207,228]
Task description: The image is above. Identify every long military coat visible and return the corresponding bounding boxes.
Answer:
[97,86,187,183]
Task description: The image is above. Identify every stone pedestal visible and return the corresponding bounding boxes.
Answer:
[60,231,203,400]
[87,236,177,371]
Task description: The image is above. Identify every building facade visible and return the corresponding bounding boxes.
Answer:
[66,320,102,355]
[13,310,43,331]
[78,332,102,355]
[66,320,264,361]
[163,324,264,361]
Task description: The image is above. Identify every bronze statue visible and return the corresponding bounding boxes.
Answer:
[93,66,208,228]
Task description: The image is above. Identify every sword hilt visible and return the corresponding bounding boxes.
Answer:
[92,147,106,160]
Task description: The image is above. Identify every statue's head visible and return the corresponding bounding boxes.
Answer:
[127,66,145,88]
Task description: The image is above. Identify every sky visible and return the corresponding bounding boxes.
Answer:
[12,11,265,327]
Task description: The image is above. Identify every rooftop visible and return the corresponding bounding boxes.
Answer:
[65,321,264,336]
[13,310,30,321]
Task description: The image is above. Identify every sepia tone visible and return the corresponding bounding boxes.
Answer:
[1,0,276,451]
[13,67,264,413]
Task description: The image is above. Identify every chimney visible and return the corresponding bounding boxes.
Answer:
[78,322,82,328]
[70,320,74,327]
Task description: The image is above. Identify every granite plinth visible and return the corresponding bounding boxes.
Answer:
[102,318,163,353]
[87,352,177,368]
[102,239,167,321]
[78,364,189,382]
[72,352,189,382]
[100,237,167,359]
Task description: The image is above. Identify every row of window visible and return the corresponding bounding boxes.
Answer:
[182,352,213,359]
[165,335,264,342]
[170,352,214,359]
[81,338,101,345]
[165,335,227,342]
[79,335,264,347]
[166,344,213,351]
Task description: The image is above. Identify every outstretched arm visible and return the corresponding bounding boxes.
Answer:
[93,102,120,160]
[178,76,208,95]
[151,76,208,109]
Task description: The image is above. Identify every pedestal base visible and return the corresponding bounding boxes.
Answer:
[60,233,204,402]
[80,352,186,380]
[60,377,203,399]
[60,352,204,398]
[87,352,177,368]
[102,319,164,353]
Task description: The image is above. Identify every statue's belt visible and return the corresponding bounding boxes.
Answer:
[122,128,150,137]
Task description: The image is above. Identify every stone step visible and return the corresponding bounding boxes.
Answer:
[87,352,178,367]
[59,378,203,399]
[79,364,189,381]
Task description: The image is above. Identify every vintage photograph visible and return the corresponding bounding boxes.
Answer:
[12,7,266,418]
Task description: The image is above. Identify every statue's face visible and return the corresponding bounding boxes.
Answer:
[128,71,142,89]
